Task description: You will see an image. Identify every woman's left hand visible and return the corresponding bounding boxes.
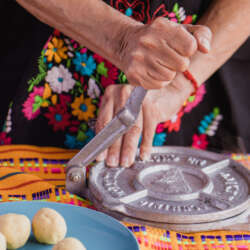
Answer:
[95,73,194,167]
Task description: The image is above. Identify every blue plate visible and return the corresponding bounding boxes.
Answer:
[0,201,139,250]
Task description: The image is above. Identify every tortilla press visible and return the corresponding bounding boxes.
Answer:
[65,86,250,232]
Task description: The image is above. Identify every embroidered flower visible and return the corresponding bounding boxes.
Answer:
[45,65,76,94]
[0,132,11,145]
[153,132,167,146]
[93,54,118,88]
[45,37,68,63]
[22,87,45,120]
[64,134,84,149]
[71,94,96,121]
[192,134,208,150]
[184,84,206,113]
[44,104,71,131]
[110,0,149,22]
[156,123,165,133]
[163,111,184,133]
[73,52,96,76]
[87,79,101,98]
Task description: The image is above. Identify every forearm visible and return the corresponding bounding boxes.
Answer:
[189,0,250,85]
[16,0,141,69]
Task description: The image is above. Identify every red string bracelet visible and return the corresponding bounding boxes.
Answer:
[183,70,199,95]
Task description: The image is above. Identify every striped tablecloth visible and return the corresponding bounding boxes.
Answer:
[0,145,249,250]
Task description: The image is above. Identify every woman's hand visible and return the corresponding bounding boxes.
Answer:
[95,73,194,168]
[118,18,212,89]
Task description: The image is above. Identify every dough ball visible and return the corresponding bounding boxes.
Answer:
[0,213,31,249]
[32,208,67,244]
[53,237,86,250]
[0,232,6,250]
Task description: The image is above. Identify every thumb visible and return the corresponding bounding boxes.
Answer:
[185,24,212,53]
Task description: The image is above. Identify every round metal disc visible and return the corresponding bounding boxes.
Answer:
[89,147,250,224]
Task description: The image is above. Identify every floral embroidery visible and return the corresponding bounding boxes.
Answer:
[87,79,101,99]
[73,52,96,76]
[192,107,223,149]
[0,132,11,145]
[163,110,184,133]
[192,134,208,150]
[153,132,167,146]
[44,104,71,131]
[22,87,45,120]
[45,37,68,63]
[45,65,76,93]
[71,94,96,121]
[184,84,206,113]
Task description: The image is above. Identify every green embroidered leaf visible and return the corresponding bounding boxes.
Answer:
[118,72,128,83]
[79,123,88,132]
[76,131,88,142]
[27,72,47,92]
[173,3,179,13]
[192,14,198,24]
[32,103,41,113]
[97,62,108,77]
[188,96,195,102]
[66,59,71,68]
[213,107,220,116]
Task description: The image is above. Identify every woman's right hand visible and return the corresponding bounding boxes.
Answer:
[118,17,212,89]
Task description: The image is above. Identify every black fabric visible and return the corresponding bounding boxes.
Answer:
[0,1,52,127]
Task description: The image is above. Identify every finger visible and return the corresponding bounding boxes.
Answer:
[140,110,158,161]
[106,86,133,167]
[95,98,114,162]
[166,24,198,57]
[155,44,190,72]
[120,111,143,168]
[185,24,212,53]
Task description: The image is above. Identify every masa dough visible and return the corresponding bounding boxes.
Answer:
[53,237,86,250]
[0,213,31,249]
[32,208,67,244]
[0,232,6,250]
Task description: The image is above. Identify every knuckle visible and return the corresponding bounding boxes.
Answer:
[152,17,167,28]
[176,57,190,72]
[164,69,176,81]
[105,85,115,97]
[129,124,142,135]
[183,38,197,56]
[120,86,131,103]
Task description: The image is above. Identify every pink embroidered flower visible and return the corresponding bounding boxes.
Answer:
[192,134,208,150]
[156,123,165,133]
[22,87,44,120]
[163,110,184,133]
[184,84,206,113]
[168,12,178,23]
[0,132,11,145]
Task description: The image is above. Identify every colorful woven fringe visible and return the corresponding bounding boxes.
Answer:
[0,145,249,250]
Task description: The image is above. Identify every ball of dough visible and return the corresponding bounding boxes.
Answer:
[53,237,86,250]
[0,213,31,249]
[32,208,67,244]
[0,232,6,250]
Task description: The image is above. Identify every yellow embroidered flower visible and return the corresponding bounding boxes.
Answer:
[45,37,67,63]
[71,95,96,121]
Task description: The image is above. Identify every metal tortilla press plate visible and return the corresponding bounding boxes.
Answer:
[87,147,250,225]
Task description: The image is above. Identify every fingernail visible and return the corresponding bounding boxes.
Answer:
[140,153,150,162]
[200,38,210,51]
[121,157,131,168]
[96,152,106,162]
[106,155,118,167]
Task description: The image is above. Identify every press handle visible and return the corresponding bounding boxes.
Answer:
[66,165,88,197]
